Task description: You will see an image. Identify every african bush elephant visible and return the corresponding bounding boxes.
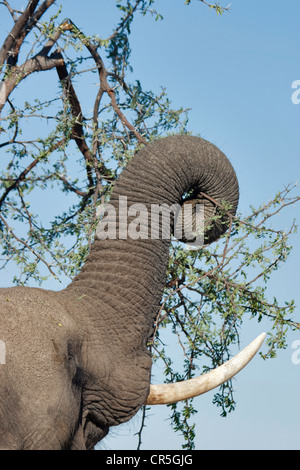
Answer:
[0,135,264,450]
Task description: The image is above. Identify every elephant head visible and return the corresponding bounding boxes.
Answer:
[0,135,264,450]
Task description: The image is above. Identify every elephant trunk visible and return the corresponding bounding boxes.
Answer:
[110,134,239,245]
[67,135,239,311]
[64,135,239,426]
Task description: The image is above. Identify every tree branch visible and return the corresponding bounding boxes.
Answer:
[27,0,56,31]
[65,19,147,146]
[2,0,57,68]
[0,0,39,69]
[107,0,142,41]
[1,1,19,22]
[55,56,96,193]
[0,18,75,114]
[0,138,65,210]
[0,51,64,114]
[55,173,88,198]
[0,98,19,147]
[0,212,59,279]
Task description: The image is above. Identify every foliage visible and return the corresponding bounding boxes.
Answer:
[0,0,190,285]
[184,0,231,15]
[147,184,299,448]
[0,0,299,450]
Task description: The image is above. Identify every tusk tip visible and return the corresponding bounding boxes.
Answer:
[255,331,266,346]
[146,332,266,406]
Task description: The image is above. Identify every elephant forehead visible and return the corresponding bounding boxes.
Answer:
[0,286,73,323]
[0,286,80,368]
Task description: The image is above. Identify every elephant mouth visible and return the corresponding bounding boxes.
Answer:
[145,333,265,405]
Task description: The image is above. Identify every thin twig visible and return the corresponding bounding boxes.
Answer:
[0,138,65,209]
[0,213,59,279]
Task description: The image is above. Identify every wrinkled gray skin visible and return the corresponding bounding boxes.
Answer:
[0,135,239,449]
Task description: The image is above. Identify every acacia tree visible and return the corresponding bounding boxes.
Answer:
[0,1,299,449]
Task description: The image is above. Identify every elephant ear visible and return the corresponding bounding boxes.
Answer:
[146,333,266,405]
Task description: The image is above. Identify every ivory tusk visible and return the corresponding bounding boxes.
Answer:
[146,332,266,405]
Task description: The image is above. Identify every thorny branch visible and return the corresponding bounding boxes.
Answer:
[151,184,300,356]
[0,1,161,284]
[0,6,147,213]
[0,0,39,68]
[0,138,65,210]
[64,19,147,145]
[0,211,59,279]
[55,54,96,194]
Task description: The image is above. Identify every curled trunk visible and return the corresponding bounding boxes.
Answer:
[65,135,240,426]
[68,135,239,303]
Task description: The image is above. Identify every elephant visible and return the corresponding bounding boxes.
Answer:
[0,134,265,450]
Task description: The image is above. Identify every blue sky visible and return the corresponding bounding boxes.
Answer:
[1,0,300,450]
